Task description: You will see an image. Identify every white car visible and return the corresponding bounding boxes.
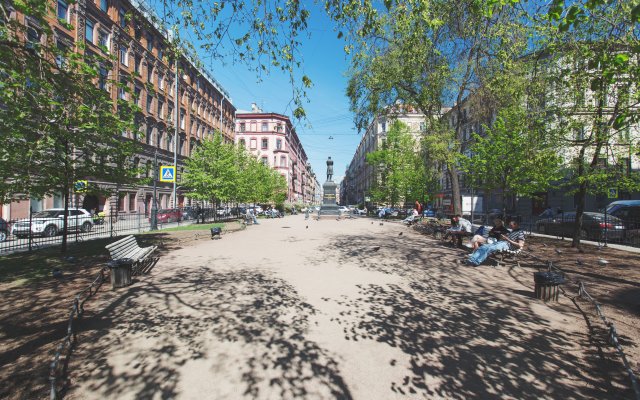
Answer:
[338,206,350,214]
[11,208,93,238]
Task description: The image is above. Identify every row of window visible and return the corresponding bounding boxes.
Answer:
[238,138,284,150]
[238,122,285,133]
[255,155,288,167]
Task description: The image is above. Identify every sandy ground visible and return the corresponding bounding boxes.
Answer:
[47,216,635,399]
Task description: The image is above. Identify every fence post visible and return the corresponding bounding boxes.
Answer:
[110,206,114,238]
[28,206,33,252]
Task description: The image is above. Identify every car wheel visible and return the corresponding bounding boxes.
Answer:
[579,229,589,239]
[81,221,92,233]
[0,230,7,242]
[43,225,58,237]
[538,225,546,234]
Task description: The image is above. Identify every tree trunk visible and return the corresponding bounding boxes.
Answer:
[572,79,606,247]
[448,166,462,215]
[61,184,70,254]
[572,179,588,247]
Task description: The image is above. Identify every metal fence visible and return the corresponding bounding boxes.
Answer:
[542,261,640,400]
[425,211,640,248]
[49,267,108,400]
[0,206,242,255]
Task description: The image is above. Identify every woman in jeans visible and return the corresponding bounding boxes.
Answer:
[464,220,525,266]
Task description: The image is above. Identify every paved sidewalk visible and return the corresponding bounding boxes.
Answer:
[67,216,630,399]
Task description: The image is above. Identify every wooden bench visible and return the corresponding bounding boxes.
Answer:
[493,247,525,267]
[105,235,158,274]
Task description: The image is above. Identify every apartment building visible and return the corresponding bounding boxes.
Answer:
[341,108,427,207]
[235,105,318,204]
[1,0,235,220]
[439,88,640,216]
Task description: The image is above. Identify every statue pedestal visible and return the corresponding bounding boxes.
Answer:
[318,181,340,218]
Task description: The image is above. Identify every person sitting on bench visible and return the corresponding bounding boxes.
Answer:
[445,214,472,247]
[463,220,525,266]
[470,218,510,250]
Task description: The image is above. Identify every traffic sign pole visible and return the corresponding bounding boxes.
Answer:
[151,150,158,231]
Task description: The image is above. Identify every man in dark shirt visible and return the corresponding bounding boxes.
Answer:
[465,220,525,266]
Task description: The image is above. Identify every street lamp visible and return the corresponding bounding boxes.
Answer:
[150,149,159,231]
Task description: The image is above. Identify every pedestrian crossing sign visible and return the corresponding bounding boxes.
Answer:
[74,180,88,193]
[160,166,176,182]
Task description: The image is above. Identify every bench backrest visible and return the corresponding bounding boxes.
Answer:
[105,235,141,259]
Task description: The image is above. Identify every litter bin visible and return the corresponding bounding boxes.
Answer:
[533,271,565,302]
[108,258,133,289]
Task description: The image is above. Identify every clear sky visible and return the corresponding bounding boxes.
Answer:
[154,2,362,184]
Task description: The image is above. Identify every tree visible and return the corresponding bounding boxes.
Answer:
[1,1,141,252]
[342,0,532,215]
[540,0,640,246]
[365,120,428,206]
[460,105,562,215]
[184,136,288,208]
[182,134,238,206]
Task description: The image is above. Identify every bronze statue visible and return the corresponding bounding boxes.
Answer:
[326,157,334,182]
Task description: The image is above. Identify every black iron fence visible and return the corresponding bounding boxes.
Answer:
[464,212,640,248]
[393,210,640,248]
[0,206,242,255]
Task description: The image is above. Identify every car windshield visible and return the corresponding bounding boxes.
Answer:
[158,209,170,213]
[33,210,62,218]
[606,204,623,214]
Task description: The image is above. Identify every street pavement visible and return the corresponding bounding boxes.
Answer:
[66,216,625,399]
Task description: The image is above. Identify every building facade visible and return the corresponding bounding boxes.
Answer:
[235,106,318,204]
[438,85,640,217]
[1,0,236,220]
[341,108,427,207]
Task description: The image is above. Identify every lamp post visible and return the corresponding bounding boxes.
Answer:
[150,149,159,231]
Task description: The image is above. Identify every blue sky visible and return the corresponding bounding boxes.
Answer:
[152,1,362,184]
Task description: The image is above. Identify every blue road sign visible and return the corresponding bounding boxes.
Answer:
[160,166,176,182]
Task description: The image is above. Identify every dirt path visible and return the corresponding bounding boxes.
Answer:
[54,217,633,399]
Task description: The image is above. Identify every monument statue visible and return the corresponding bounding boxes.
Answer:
[318,156,340,217]
[326,157,334,182]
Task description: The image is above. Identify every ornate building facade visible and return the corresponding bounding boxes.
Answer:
[235,105,318,204]
[2,0,235,219]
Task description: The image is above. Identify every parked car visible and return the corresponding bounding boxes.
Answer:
[606,200,640,244]
[230,207,247,216]
[423,208,436,218]
[536,211,625,241]
[354,208,367,215]
[155,208,182,223]
[216,207,231,217]
[181,207,198,221]
[338,206,350,214]
[0,217,9,241]
[11,208,93,238]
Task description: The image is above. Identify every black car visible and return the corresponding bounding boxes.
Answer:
[606,200,640,245]
[0,218,8,242]
[181,207,197,220]
[536,212,625,241]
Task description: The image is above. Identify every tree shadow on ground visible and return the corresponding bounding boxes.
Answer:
[310,232,632,399]
[69,266,352,399]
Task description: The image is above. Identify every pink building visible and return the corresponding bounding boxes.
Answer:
[235,106,317,204]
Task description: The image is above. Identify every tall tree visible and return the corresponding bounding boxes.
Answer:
[540,0,640,246]
[341,0,532,215]
[460,105,563,214]
[182,134,237,205]
[1,0,141,251]
[366,120,428,207]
